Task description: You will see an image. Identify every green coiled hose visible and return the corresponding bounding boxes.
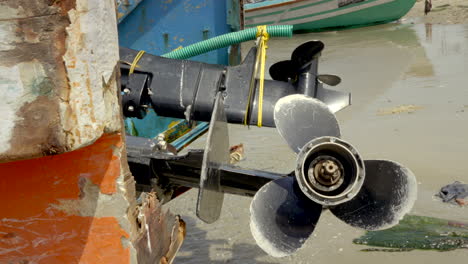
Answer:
[161,25,293,60]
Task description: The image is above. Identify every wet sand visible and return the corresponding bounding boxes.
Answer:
[168,21,468,263]
[404,0,468,24]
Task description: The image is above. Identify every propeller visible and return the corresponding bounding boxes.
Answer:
[249,94,417,257]
[330,160,417,230]
[291,40,324,71]
[250,176,322,258]
[317,74,341,86]
[269,60,295,82]
[269,40,341,87]
[273,94,340,153]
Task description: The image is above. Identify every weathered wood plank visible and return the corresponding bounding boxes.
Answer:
[0,0,121,162]
[0,1,186,263]
[134,193,186,264]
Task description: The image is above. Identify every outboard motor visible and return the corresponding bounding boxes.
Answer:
[119,41,350,125]
[121,42,417,258]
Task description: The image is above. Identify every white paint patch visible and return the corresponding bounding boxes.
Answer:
[0,22,20,51]
[51,176,130,220]
[0,66,21,153]
[179,62,185,108]
[0,4,23,20]
[61,0,121,148]
[0,61,47,153]
[50,168,137,260]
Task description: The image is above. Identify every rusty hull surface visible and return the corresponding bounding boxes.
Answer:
[0,1,185,263]
[0,133,185,263]
[0,0,121,162]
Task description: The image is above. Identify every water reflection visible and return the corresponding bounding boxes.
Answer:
[426,23,433,42]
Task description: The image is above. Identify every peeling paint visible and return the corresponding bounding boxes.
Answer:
[0,22,20,51]
[0,0,122,163]
[0,60,48,153]
[0,1,185,263]
[51,178,128,217]
[0,134,132,263]
[61,0,121,149]
[0,4,24,20]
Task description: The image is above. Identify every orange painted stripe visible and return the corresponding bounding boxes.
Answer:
[0,134,130,263]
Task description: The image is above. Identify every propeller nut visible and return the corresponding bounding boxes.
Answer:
[308,156,344,191]
[295,136,365,207]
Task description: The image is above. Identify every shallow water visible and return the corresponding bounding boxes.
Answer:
[168,22,468,263]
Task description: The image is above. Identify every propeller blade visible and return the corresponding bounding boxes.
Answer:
[315,87,351,113]
[317,74,342,86]
[274,94,341,153]
[330,160,417,230]
[269,60,296,82]
[269,41,326,81]
[291,40,324,71]
[250,176,322,257]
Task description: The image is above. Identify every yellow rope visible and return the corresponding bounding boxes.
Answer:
[255,25,269,127]
[243,40,262,126]
[129,50,146,75]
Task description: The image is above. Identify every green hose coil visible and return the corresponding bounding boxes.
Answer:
[161,25,293,60]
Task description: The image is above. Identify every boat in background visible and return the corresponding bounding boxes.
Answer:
[244,0,416,32]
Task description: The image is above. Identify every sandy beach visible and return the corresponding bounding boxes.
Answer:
[404,0,468,24]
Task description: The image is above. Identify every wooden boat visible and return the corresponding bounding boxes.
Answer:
[0,0,242,263]
[244,0,416,32]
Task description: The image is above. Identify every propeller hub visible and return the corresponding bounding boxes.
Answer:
[308,156,344,191]
[295,137,365,206]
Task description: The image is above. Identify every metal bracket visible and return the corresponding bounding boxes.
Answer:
[196,92,229,223]
[121,69,151,119]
